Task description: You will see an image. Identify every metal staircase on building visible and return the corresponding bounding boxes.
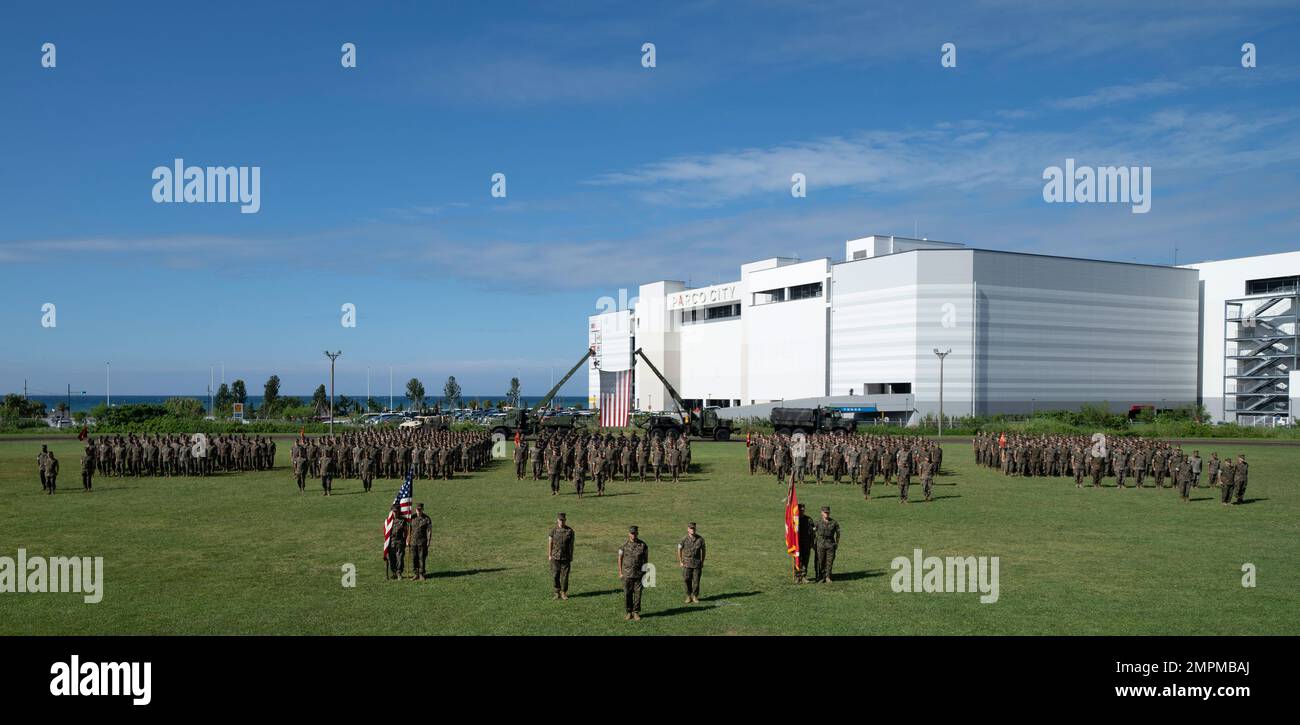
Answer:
[1224,293,1299,425]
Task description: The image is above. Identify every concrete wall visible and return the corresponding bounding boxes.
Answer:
[972,251,1200,415]
[742,258,830,403]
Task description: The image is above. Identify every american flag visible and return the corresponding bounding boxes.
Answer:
[382,468,414,558]
[599,369,632,428]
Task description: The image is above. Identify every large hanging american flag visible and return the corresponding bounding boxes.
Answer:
[599,369,632,428]
[382,469,414,558]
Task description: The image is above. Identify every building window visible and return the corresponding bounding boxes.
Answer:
[1246,276,1300,296]
[789,282,823,300]
[753,288,785,305]
[705,303,741,320]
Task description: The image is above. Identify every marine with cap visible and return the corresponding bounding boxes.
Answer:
[794,503,815,584]
[812,506,841,583]
[408,503,432,579]
[676,522,706,604]
[547,513,575,600]
[42,450,59,495]
[1231,454,1249,505]
[616,525,649,621]
[386,504,408,580]
[37,444,50,493]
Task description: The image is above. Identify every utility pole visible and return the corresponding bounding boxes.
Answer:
[209,365,214,417]
[106,362,111,408]
[366,366,371,412]
[325,351,342,435]
[933,349,951,435]
[388,366,393,411]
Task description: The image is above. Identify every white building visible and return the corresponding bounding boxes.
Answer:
[589,235,1300,425]
[1183,251,1300,425]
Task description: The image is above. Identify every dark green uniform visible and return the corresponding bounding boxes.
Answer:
[619,531,648,618]
[408,509,432,578]
[678,531,706,601]
[548,520,575,597]
[386,514,408,579]
[813,511,840,582]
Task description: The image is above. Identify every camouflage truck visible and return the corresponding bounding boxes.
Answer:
[488,348,594,443]
[769,406,857,436]
[632,348,733,441]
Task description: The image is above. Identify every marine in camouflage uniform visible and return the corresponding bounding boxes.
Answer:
[386,505,407,580]
[1231,455,1249,505]
[677,522,706,603]
[896,447,912,503]
[547,445,562,495]
[408,503,432,579]
[812,506,840,583]
[919,455,935,502]
[80,445,94,492]
[794,504,814,584]
[548,513,575,599]
[617,526,649,621]
[37,445,50,493]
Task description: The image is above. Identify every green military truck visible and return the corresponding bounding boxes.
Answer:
[769,406,857,436]
[632,348,733,441]
[489,348,593,443]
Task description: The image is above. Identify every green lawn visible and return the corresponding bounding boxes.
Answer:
[1,438,1297,635]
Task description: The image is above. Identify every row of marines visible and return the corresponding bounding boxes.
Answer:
[86,434,275,477]
[973,433,1250,504]
[517,430,694,495]
[290,430,492,494]
[749,433,944,503]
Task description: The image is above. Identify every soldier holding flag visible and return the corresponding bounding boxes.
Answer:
[383,470,414,580]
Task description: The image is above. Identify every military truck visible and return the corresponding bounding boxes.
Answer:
[488,348,593,443]
[769,406,857,436]
[632,348,733,441]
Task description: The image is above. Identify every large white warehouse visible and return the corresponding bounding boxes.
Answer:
[587,235,1300,425]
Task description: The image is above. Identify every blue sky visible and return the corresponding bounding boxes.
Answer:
[2,0,1299,397]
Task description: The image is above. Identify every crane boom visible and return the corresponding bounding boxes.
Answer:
[633,347,688,419]
[533,347,595,413]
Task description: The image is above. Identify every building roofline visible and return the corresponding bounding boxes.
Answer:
[831,246,1195,272]
[1179,249,1300,267]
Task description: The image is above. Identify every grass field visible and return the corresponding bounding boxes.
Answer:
[1,438,1297,635]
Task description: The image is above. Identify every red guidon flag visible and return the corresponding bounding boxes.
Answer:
[784,480,800,566]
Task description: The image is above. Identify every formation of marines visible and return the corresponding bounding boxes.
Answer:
[749,432,943,503]
[290,429,491,495]
[76,433,275,478]
[545,514,707,621]
[528,429,692,498]
[973,433,1251,504]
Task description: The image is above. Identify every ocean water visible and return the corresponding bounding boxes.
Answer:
[26,394,589,414]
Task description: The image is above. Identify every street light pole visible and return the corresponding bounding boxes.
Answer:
[325,351,342,435]
[106,362,111,408]
[933,349,951,435]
